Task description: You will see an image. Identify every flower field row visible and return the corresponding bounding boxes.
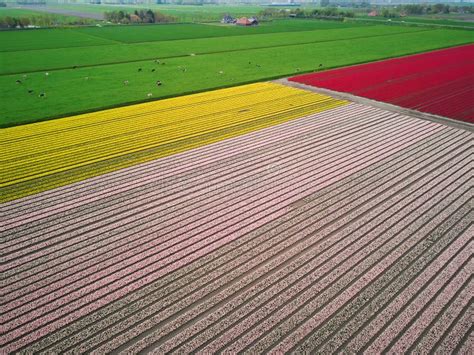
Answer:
[289,44,474,123]
[0,82,346,202]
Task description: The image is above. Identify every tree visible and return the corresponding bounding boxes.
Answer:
[4,16,17,28]
[19,17,31,27]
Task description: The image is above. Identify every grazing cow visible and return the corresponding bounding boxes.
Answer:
[161,62,166,65]
[218,71,224,74]
[39,92,46,98]
[28,89,34,94]
[147,93,153,98]
[256,64,261,68]
[156,80,162,86]
[248,61,251,64]
[319,64,323,67]
[16,80,22,84]
[138,68,142,72]
[73,66,78,69]
[45,72,49,76]
[22,74,27,79]
[85,76,89,80]
[155,59,160,64]
[296,68,300,72]
[151,68,156,72]
[124,80,129,85]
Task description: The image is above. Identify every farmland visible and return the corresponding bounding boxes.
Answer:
[289,44,474,123]
[1,8,473,354]
[2,97,472,353]
[0,19,362,52]
[0,83,345,202]
[352,14,474,29]
[1,26,420,74]
[75,19,357,43]
[1,22,473,127]
[0,28,117,52]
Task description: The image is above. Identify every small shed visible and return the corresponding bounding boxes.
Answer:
[368,10,378,17]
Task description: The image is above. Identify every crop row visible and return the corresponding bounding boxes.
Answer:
[0,82,346,202]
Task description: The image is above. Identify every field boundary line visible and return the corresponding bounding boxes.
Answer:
[277,78,474,133]
[70,28,124,45]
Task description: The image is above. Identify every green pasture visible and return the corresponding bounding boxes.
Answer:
[1,27,472,127]
[396,16,474,28]
[0,8,44,17]
[352,14,474,28]
[0,28,118,52]
[75,19,360,43]
[1,26,425,74]
[0,19,361,52]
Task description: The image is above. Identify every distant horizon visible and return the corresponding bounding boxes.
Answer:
[4,0,474,6]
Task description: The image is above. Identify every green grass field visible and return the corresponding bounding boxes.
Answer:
[0,19,360,52]
[352,14,474,28]
[0,19,472,127]
[1,25,423,74]
[75,19,358,43]
[0,8,45,17]
[396,16,474,28]
[0,28,117,52]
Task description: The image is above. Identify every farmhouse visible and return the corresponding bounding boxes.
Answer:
[368,10,378,17]
[235,17,259,26]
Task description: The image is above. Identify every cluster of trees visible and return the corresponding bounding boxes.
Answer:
[258,8,288,19]
[380,9,399,19]
[306,8,355,19]
[259,7,354,21]
[378,4,474,19]
[104,9,177,24]
[0,14,92,28]
[399,4,474,16]
[0,16,32,28]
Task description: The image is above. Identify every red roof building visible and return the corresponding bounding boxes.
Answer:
[236,17,258,26]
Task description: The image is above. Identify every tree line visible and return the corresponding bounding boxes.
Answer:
[259,7,354,21]
[379,4,474,19]
[0,14,93,28]
[104,9,177,24]
[398,4,474,16]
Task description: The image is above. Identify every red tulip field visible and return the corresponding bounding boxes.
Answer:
[290,44,473,123]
